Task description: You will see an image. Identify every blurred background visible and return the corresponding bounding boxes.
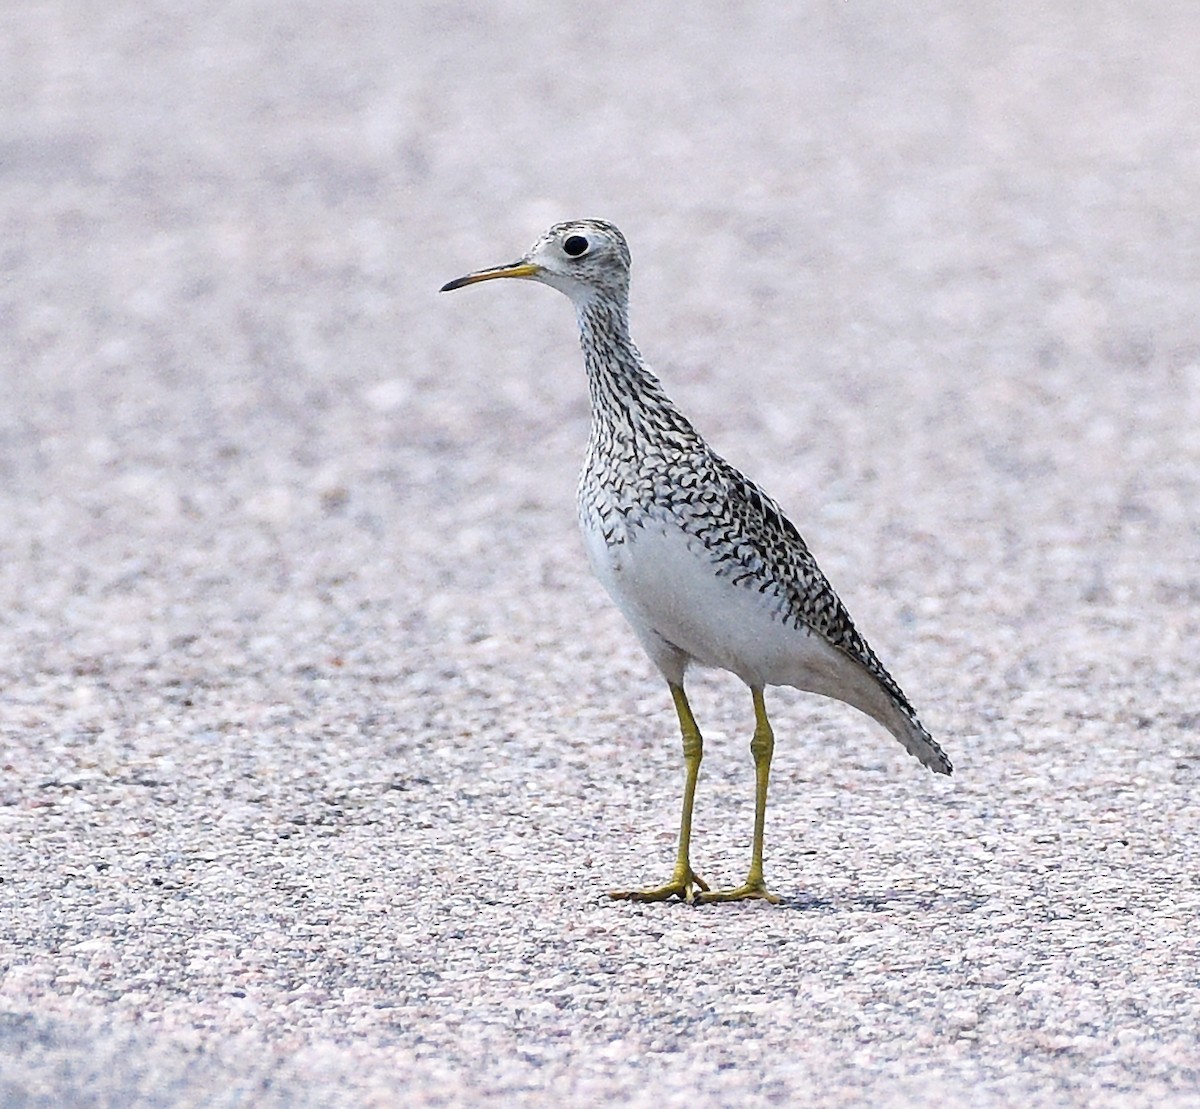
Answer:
[1,3,1195,720]
[1,3,1198,1103]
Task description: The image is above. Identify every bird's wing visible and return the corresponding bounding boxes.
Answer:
[707,454,920,719]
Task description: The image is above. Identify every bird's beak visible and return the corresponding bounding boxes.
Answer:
[440,260,542,292]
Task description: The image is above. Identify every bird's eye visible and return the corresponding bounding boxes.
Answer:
[562,234,590,257]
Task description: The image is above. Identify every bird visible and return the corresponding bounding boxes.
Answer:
[441,219,951,905]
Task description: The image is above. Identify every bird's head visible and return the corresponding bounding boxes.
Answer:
[441,219,631,305]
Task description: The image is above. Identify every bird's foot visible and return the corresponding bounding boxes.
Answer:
[694,877,780,905]
[608,866,710,904]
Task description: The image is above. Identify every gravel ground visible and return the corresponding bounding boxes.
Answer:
[2,3,1199,1106]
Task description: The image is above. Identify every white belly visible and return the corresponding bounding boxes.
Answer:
[580,509,853,694]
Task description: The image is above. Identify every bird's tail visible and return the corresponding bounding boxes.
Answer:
[835,657,953,775]
[879,700,953,775]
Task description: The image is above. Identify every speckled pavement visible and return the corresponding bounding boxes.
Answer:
[2,4,1198,1106]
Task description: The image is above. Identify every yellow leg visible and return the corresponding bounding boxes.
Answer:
[609,683,710,904]
[696,687,781,905]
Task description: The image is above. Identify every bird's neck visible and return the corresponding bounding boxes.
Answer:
[574,296,684,437]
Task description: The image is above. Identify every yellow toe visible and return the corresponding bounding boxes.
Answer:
[694,878,780,905]
[608,868,710,904]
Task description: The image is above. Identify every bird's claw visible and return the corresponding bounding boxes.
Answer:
[608,868,710,904]
[693,878,780,905]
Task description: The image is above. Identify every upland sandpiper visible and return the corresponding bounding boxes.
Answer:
[442,219,951,905]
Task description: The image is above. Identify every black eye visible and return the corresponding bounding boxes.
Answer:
[562,234,589,257]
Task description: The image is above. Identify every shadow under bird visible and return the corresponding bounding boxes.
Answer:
[441,219,951,905]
